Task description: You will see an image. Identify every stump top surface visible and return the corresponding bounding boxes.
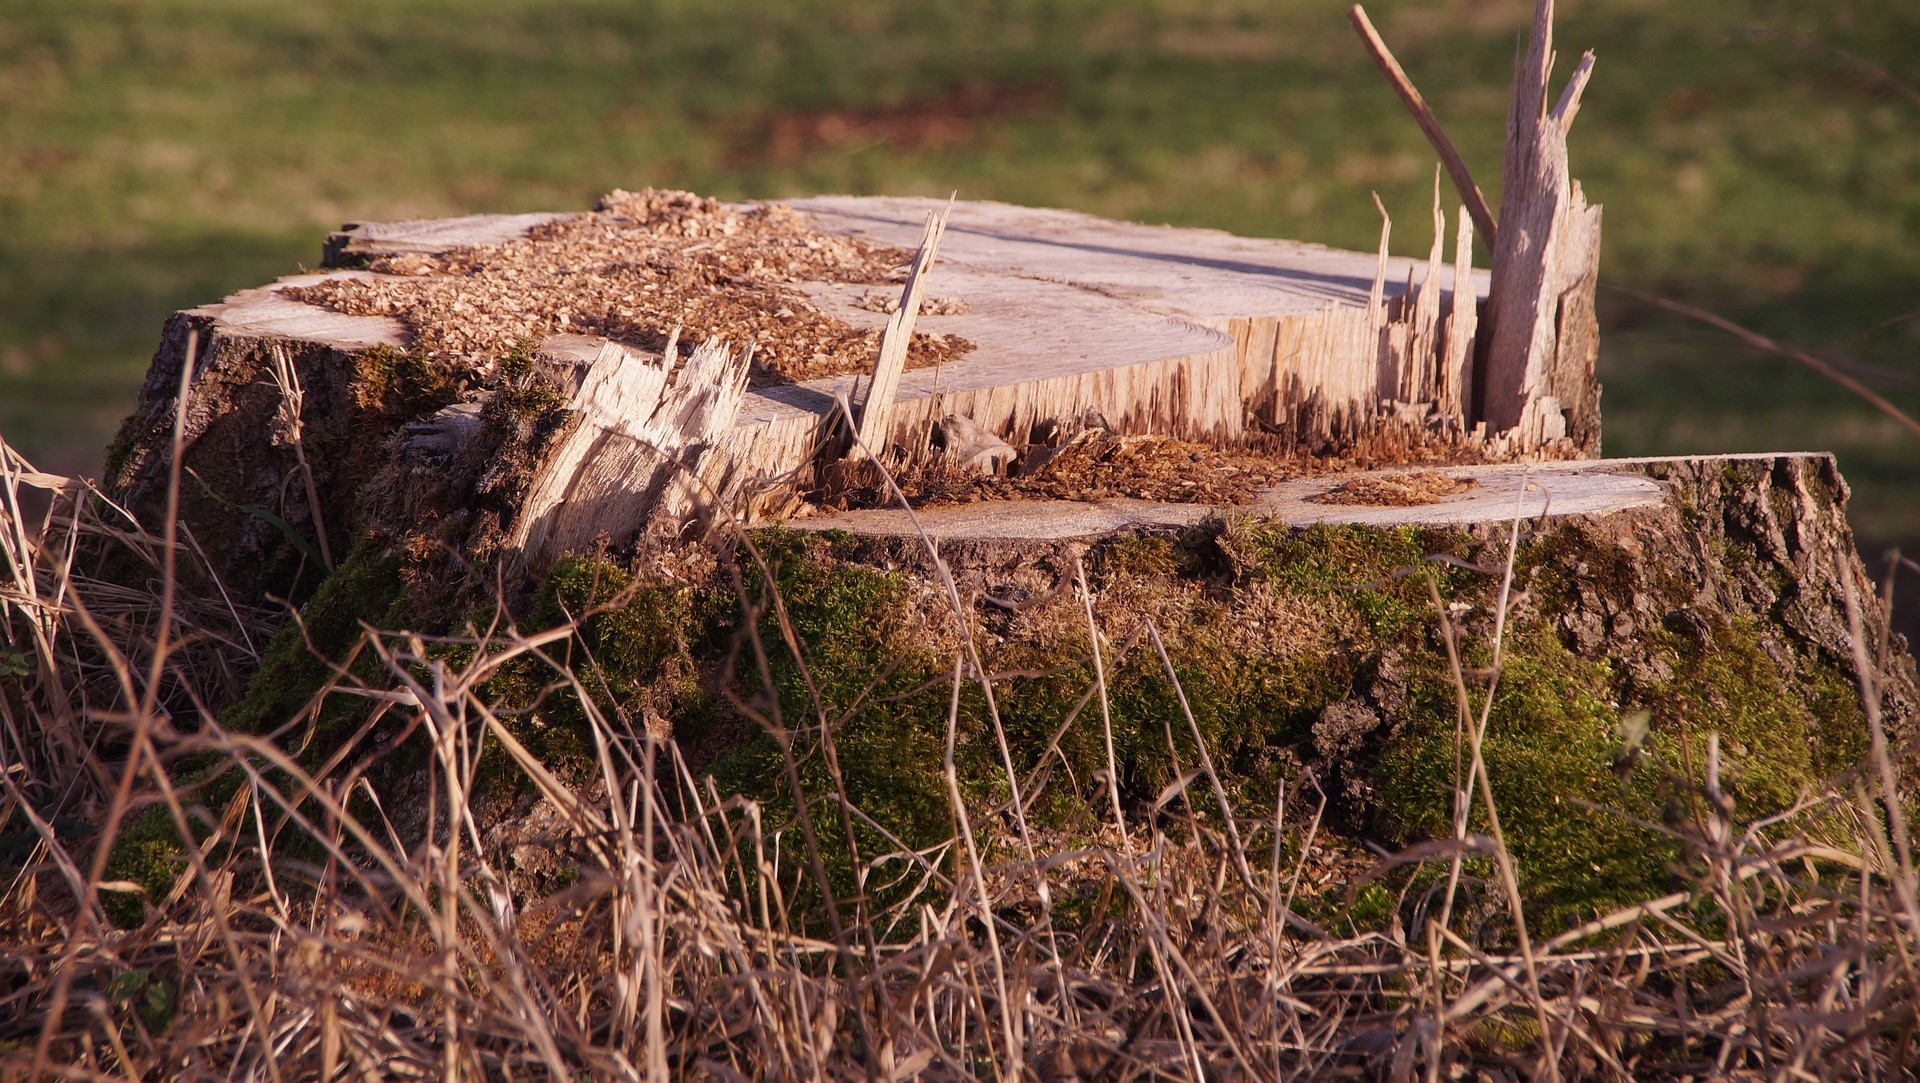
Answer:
[784,196,1488,320]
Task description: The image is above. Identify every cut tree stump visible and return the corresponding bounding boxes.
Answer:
[66,193,1920,952]
[39,0,1920,1011]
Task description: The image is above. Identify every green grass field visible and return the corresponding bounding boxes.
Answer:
[4,0,1917,543]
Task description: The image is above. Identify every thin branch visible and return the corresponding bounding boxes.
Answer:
[1737,25,1920,114]
[1614,286,1920,442]
[1349,4,1498,245]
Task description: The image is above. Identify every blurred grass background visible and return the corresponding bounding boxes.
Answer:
[3,0,1917,553]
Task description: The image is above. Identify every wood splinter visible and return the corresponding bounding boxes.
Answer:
[1352,0,1601,453]
[847,201,951,459]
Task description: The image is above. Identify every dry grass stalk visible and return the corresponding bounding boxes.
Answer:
[3,433,1920,1081]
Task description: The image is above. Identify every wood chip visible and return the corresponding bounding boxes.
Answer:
[284,188,973,386]
[1309,471,1476,506]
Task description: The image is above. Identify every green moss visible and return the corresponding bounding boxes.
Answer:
[100,428,136,482]
[685,522,1493,922]
[1373,621,1676,926]
[224,540,411,739]
[483,340,567,423]
[1345,882,1400,932]
[350,343,461,421]
[695,530,958,902]
[100,805,184,927]
[1098,533,1185,580]
[1367,590,1871,934]
[1222,520,1473,640]
[99,541,419,925]
[1520,522,1682,619]
[1643,616,1865,811]
[478,553,705,789]
[106,965,177,1035]
[537,555,687,677]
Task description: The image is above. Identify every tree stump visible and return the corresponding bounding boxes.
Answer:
[70,185,1919,939]
[28,5,1920,1063]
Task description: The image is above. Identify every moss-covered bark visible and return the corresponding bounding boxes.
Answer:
[98,450,1914,936]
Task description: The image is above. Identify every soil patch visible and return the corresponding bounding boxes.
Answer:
[731,81,1058,168]
[285,188,974,385]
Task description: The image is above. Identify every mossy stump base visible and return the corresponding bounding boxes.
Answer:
[695,452,1910,922]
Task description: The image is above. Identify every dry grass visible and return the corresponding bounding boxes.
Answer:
[4,426,1920,1081]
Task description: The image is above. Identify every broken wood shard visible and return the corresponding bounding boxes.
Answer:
[1354,0,1602,452]
[850,206,949,457]
[510,331,749,566]
[1443,207,1478,424]
[1481,0,1602,448]
[933,413,1018,475]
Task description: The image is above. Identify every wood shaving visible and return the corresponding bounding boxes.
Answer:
[285,188,973,384]
[1309,471,1476,506]
[853,290,972,316]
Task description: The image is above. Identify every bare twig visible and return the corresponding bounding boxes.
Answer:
[1349,4,1499,245]
[1616,286,1920,442]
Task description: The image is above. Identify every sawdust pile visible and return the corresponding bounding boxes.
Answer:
[1309,470,1476,506]
[881,430,1316,508]
[287,188,973,384]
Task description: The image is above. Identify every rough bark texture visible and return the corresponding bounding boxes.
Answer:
[102,286,421,600]
[229,450,1903,926]
[660,453,1910,916]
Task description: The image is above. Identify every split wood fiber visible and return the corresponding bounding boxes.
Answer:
[1352,0,1602,452]
[851,206,949,457]
[509,332,750,567]
[1480,0,1602,448]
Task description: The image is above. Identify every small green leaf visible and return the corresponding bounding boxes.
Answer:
[106,967,153,1002]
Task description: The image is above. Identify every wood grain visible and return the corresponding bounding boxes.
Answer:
[510,332,749,568]
[119,190,1593,587]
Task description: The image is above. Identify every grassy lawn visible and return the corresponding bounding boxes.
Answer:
[4,0,1917,542]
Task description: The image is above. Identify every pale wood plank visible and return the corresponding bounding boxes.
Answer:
[788,456,1692,542]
